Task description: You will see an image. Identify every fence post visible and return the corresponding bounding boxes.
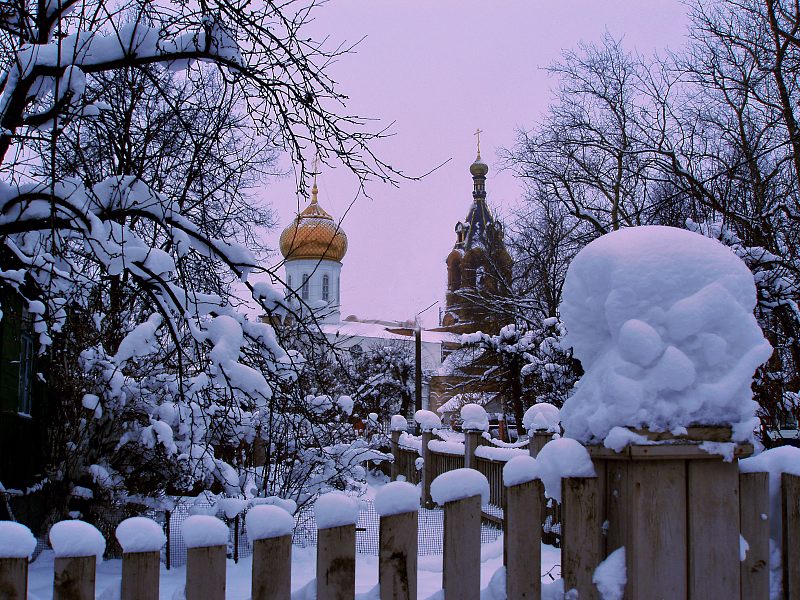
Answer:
[252,535,292,600]
[421,430,434,508]
[464,430,480,470]
[443,494,482,600]
[529,431,550,458]
[561,475,603,600]
[53,556,96,600]
[379,510,418,600]
[783,473,800,600]
[504,480,541,600]
[185,545,226,600]
[317,524,356,600]
[121,551,160,600]
[0,558,27,599]
[739,471,769,600]
[391,430,401,481]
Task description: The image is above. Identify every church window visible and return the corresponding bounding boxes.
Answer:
[287,274,292,290]
[302,274,309,300]
[322,274,330,301]
[336,277,340,302]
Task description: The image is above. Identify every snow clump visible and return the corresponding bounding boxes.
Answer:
[460,403,489,431]
[592,547,627,600]
[503,455,538,487]
[49,520,106,558]
[559,226,773,444]
[535,438,596,502]
[314,492,360,529]
[390,414,409,432]
[217,497,248,519]
[414,409,441,431]
[603,426,652,452]
[374,481,420,516]
[115,517,166,553]
[523,403,560,433]
[430,468,489,505]
[181,515,229,548]
[246,505,295,540]
[0,521,36,558]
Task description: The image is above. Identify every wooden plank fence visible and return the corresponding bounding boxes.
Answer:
[1,465,796,598]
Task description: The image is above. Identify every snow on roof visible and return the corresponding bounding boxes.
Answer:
[320,319,460,345]
[437,392,497,414]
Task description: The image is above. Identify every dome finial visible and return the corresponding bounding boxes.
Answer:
[474,127,483,160]
[311,155,319,205]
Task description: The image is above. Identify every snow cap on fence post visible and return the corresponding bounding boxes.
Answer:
[246,505,295,540]
[559,226,773,445]
[390,414,409,432]
[414,409,441,432]
[374,481,420,516]
[460,403,489,432]
[535,438,595,502]
[523,403,560,433]
[115,517,166,553]
[503,455,539,487]
[430,468,489,505]
[49,520,106,558]
[181,515,229,548]
[0,521,36,558]
[314,491,360,529]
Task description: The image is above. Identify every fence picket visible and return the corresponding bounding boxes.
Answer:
[504,480,541,600]
[379,511,418,600]
[185,545,226,600]
[739,471,769,600]
[443,494,482,600]
[0,557,27,599]
[252,535,292,600]
[561,475,603,600]
[121,551,160,600]
[782,473,800,600]
[317,524,356,600]
[53,556,95,600]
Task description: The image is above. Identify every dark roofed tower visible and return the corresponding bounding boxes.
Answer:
[441,136,512,334]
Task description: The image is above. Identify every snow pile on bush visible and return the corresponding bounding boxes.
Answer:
[461,403,489,431]
[503,455,538,487]
[251,496,297,515]
[523,403,560,433]
[314,492,360,529]
[217,497,248,519]
[390,415,409,432]
[414,409,441,431]
[535,438,595,502]
[246,505,295,540]
[181,515,229,548]
[430,468,489,505]
[593,547,627,600]
[115,517,166,553]
[0,521,36,558]
[374,481,420,516]
[49,520,106,558]
[559,226,772,443]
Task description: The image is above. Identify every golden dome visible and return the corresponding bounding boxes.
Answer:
[470,153,489,178]
[279,183,348,262]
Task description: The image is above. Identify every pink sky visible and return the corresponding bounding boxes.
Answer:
[258,1,690,327]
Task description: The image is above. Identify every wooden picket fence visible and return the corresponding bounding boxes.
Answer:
[2,471,795,599]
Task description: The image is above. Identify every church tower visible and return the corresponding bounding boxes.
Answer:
[279,177,348,324]
[441,137,512,334]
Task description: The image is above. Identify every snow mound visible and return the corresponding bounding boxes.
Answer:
[0,521,36,558]
[593,546,626,600]
[246,505,295,540]
[414,410,441,431]
[115,517,166,553]
[460,403,489,432]
[536,438,596,502]
[251,496,297,515]
[217,497,248,519]
[181,515,229,548]
[430,468,489,505]
[49,520,106,558]
[390,414,409,432]
[503,455,538,487]
[559,226,772,443]
[314,492,360,529]
[603,427,651,452]
[374,481,420,516]
[523,403,560,433]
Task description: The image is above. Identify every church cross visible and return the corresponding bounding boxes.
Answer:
[474,128,483,158]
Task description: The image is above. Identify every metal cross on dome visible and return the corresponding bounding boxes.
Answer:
[474,128,483,157]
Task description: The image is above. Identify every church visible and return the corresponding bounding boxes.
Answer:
[277,139,513,418]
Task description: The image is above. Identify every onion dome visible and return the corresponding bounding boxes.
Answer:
[470,154,489,178]
[279,182,348,262]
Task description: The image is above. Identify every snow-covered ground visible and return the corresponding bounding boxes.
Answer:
[26,538,561,599]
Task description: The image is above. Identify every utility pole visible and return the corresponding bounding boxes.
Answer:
[415,325,422,415]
